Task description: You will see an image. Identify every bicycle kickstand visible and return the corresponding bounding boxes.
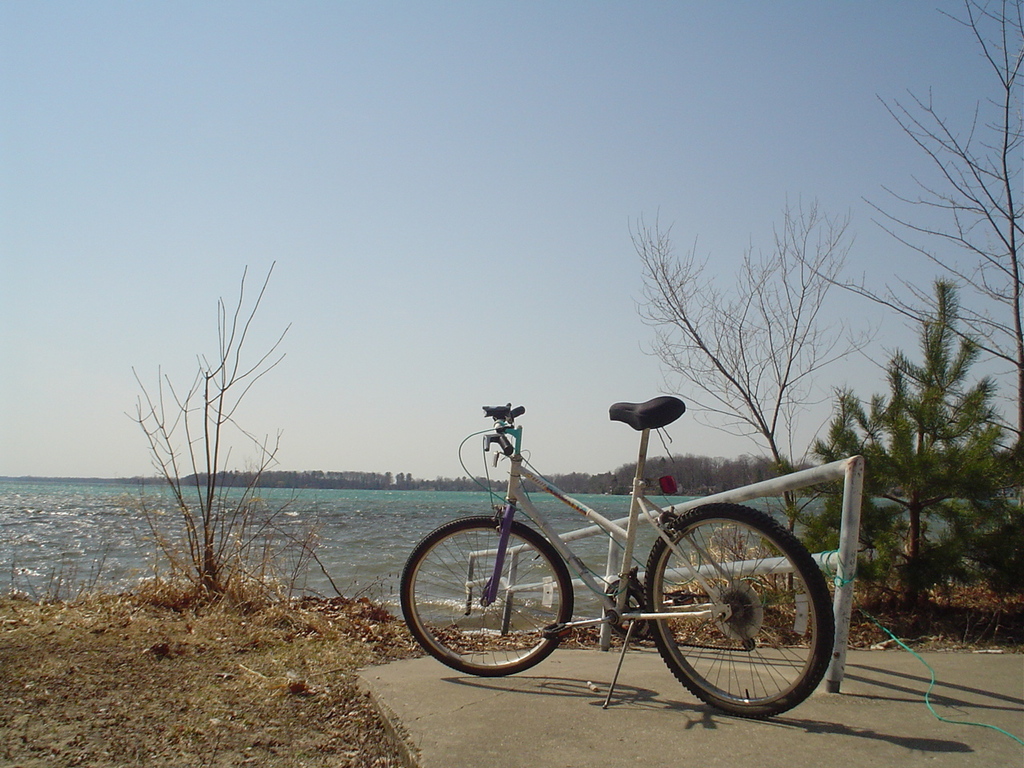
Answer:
[602,620,637,709]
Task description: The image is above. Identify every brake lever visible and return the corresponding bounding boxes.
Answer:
[483,433,513,456]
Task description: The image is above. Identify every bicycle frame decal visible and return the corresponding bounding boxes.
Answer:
[518,466,629,542]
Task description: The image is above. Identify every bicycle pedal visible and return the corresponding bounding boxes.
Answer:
[542,623,572,639]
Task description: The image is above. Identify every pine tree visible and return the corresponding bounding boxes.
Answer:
[812,281,1010,604]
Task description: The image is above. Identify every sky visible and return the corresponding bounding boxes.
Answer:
[0,1,1008,480]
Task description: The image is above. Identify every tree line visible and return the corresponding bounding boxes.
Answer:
[181,453,780,496]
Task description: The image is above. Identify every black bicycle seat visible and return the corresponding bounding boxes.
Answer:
[609,396,686,431]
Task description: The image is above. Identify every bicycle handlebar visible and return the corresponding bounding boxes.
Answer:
[482,404,525,458]
[482,403,526,423]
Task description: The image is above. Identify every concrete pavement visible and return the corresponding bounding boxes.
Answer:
[358,647,1024,768]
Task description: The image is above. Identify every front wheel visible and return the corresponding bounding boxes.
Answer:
[645,503,834,717]
[400,516,573,676]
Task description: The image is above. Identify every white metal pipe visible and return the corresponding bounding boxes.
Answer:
[562,551,838,593]
[825,455,865,693]
[664,457,856,515]
[558,457,855,544]
[599,533,622,650]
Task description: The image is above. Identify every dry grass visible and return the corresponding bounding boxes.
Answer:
[845,586,1024,651]
[0,590,419,767]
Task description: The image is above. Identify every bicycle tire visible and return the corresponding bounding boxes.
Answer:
[401,516,574,676]
[645,503,833,717]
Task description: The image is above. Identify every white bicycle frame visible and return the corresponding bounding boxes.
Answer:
[486,427,733,632]
[460,408,862,705]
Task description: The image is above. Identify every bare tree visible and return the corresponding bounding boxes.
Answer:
[636,201,860,470]
[133,264,296,602]
[856,0,1023,445]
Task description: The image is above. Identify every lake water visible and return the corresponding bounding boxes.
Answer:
[0,479,653,609]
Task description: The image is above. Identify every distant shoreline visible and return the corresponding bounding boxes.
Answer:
[0,454,782,496]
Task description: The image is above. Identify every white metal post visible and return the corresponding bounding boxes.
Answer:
[599,537,621,651]
[825,455,865,693]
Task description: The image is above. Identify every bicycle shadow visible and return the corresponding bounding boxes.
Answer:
[439,672,978,756]
[439,672,695,713]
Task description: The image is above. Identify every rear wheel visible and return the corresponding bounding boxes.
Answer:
[400,516,573,676]
[645,503,833,717]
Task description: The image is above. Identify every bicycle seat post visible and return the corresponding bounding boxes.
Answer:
[613,428,650,614]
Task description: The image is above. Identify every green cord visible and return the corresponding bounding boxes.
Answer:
[862,610,1024,748]
[820,549,857,588]
[821,556,1020,747]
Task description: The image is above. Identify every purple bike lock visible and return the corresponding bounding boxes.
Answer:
[482,501,516,606]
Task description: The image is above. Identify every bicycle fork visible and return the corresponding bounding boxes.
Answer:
[481,500,517,607]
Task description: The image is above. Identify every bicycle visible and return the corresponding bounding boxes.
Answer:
[400,398,834,717]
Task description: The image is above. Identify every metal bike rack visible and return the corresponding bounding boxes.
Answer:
[563,455,865,693]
